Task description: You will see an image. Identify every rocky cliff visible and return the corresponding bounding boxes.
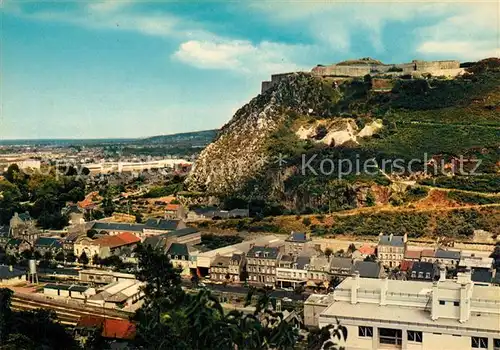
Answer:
[185,73,339,195]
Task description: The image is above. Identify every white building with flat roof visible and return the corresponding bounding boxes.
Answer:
[304,270,500,350]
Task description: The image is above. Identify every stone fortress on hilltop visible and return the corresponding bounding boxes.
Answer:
[261,57,464,93]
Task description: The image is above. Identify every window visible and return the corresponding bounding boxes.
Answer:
[358,326,373,338]
[453,301,460,306]
[493,339,500,350]
[472,337,488,349]
[425,272,431,279]
[439,300,446,305]
[418,272,423,278]
[379,328,402,346]
[408,331,423,343]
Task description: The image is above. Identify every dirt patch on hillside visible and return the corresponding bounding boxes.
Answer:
[413,189,461,209]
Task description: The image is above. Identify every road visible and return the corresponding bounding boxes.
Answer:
[181,280,309,301]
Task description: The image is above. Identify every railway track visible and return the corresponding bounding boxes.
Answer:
[11,295,132,326]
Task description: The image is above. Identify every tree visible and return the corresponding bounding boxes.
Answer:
[92,254,101,266]
[55,251,65,263]
[4,164,20,184]
[102,197,115,217]
[66,252,76,263]
[347,243,356,254]
[324,248,333,260]
[79,251,89,266]
[44,251,53,262]
[0,288,79,349]
[86,229,98,239]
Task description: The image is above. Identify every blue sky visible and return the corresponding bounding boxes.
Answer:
[1,1,498,139]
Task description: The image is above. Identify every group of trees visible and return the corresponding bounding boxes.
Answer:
[0,288,80,349]
[0,164,86,229]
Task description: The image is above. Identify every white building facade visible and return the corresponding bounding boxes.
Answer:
[305,270,500,350]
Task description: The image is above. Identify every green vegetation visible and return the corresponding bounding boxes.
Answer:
[144,175,185,198]
[0,288,79,349]
[447,191,500,205]
[0,165,85,228]
[419,175,500,193]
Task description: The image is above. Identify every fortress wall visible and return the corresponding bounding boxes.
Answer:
[261,73,295,93]
[312,65,371,77]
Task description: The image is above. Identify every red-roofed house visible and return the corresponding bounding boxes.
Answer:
[420,249,435,263]
[102,319,136,340]
[165,202,186,220]
[404,250,422,262]
[357,245,376,258]
[400,260,414,272]
[74,232,140,259]
[75,317,136,346]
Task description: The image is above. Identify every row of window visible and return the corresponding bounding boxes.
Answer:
[358,327,499,349]
[247,266,276,274]
[439,300,460,306]
[247,259,276,266]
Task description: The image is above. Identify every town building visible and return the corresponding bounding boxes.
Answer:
[0,265,26,285]
[246,246,281,286]
[404,249,422,262]
[91,222,145,237]
[305,270,500,350]
[408,262,439,281]
[434,249,461,267]
[276,255,310,288]
[43,283,96,300]
[307,255,331,288]
[78,269,135,285]
[164,203,186,220]
[9,212,39,244]
[470,268,494,286]
[459,254,494,270]
[143,218,187,237]
[329,257,354,279]
[377,233,407,268]
[420,249,436,263]
[228,253,246,283]
[167,242,195,277]
[186,207,249,221]
[75,316,136,347]
[87,279,144,309]
[352,261,385,279]
[34,237,63,256]
[284,232,311,256]
[210,255,231,283]
[352,244,376,261]
[74,232,140,259]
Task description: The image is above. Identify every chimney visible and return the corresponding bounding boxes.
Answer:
[389,233,393,242]
[459,281,472,323]
[403,233,408,244]
[9,265,13,272]
[431,281,439,320]
[439,264,446,281]
[380,276,388,306]
[457,266,472,284]
[351,271,360,304]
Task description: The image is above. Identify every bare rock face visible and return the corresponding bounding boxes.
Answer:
[185,73,335,195]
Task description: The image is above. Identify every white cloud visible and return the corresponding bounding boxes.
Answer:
[173,39,312,76]
[415,3,499,60]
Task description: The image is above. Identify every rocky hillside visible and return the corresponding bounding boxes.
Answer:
[185,73,339,194]
[185,58,500,215]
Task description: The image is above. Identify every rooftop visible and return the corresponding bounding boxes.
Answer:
[247,246,280,259]
[44,283,89,293]
[435,249,461,260]
[167,242,189,257]
[34,237,62,248]
[378,234,405,247]
[352,261,382,278]
[0,265,25,279]
[93,232,140,248]
[92,222,145,232]
[286,231,308,243]
[404,250,422,259]
[145,218,183,231]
